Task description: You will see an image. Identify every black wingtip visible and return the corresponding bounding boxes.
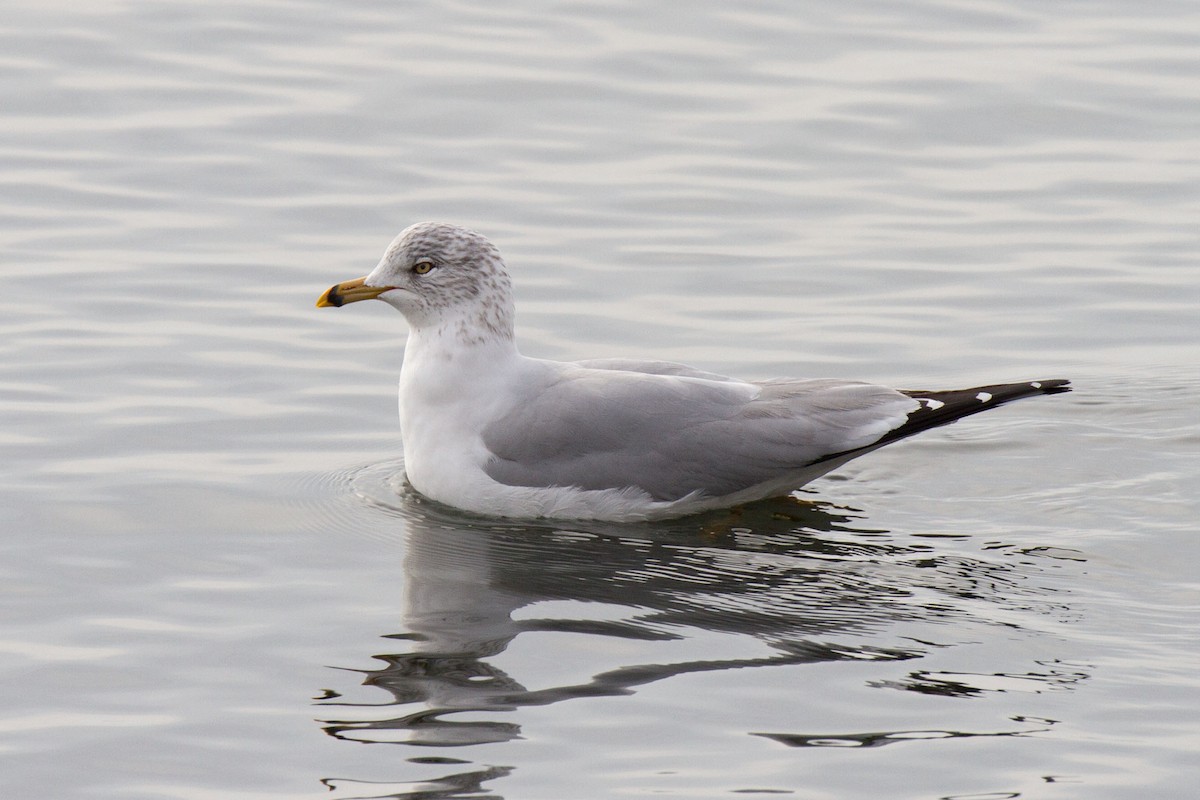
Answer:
[903,378,1071,404]
[807,378,1072,469]
[886,378,1072,446]
[1035,378,1071,395]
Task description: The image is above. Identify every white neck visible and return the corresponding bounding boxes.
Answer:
[401,295,516,347]
[399,308,521,410]
[397,310,523,495]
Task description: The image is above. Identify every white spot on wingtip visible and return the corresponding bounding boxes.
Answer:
[1031,381,1042,389]
[917,398,945,410]
[976,392,992,403]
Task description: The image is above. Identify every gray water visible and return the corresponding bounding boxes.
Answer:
[3,1,1199,798]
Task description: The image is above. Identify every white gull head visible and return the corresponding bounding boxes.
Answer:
[319,222,515,345]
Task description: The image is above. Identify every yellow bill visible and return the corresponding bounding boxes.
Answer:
[316,277,389,308]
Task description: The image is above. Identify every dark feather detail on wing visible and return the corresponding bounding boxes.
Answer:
[809,378,1071,466]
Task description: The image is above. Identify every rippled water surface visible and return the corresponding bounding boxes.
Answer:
[3,1,1198,798]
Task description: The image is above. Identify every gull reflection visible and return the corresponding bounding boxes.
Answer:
[317,469,1078,774]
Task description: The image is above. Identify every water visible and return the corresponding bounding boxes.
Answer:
[3,1,1198,797]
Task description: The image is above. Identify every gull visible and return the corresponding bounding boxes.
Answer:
[317,222,1070,522]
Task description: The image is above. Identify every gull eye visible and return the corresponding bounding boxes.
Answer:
[412,260,436,275]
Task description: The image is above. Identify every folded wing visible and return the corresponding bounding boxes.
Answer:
[482,362,922,501]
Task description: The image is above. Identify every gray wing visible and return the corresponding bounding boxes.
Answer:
[482,364,918,501]
[574,357,743,383]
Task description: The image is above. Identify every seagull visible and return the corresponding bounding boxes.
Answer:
[317,222,1070,522]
